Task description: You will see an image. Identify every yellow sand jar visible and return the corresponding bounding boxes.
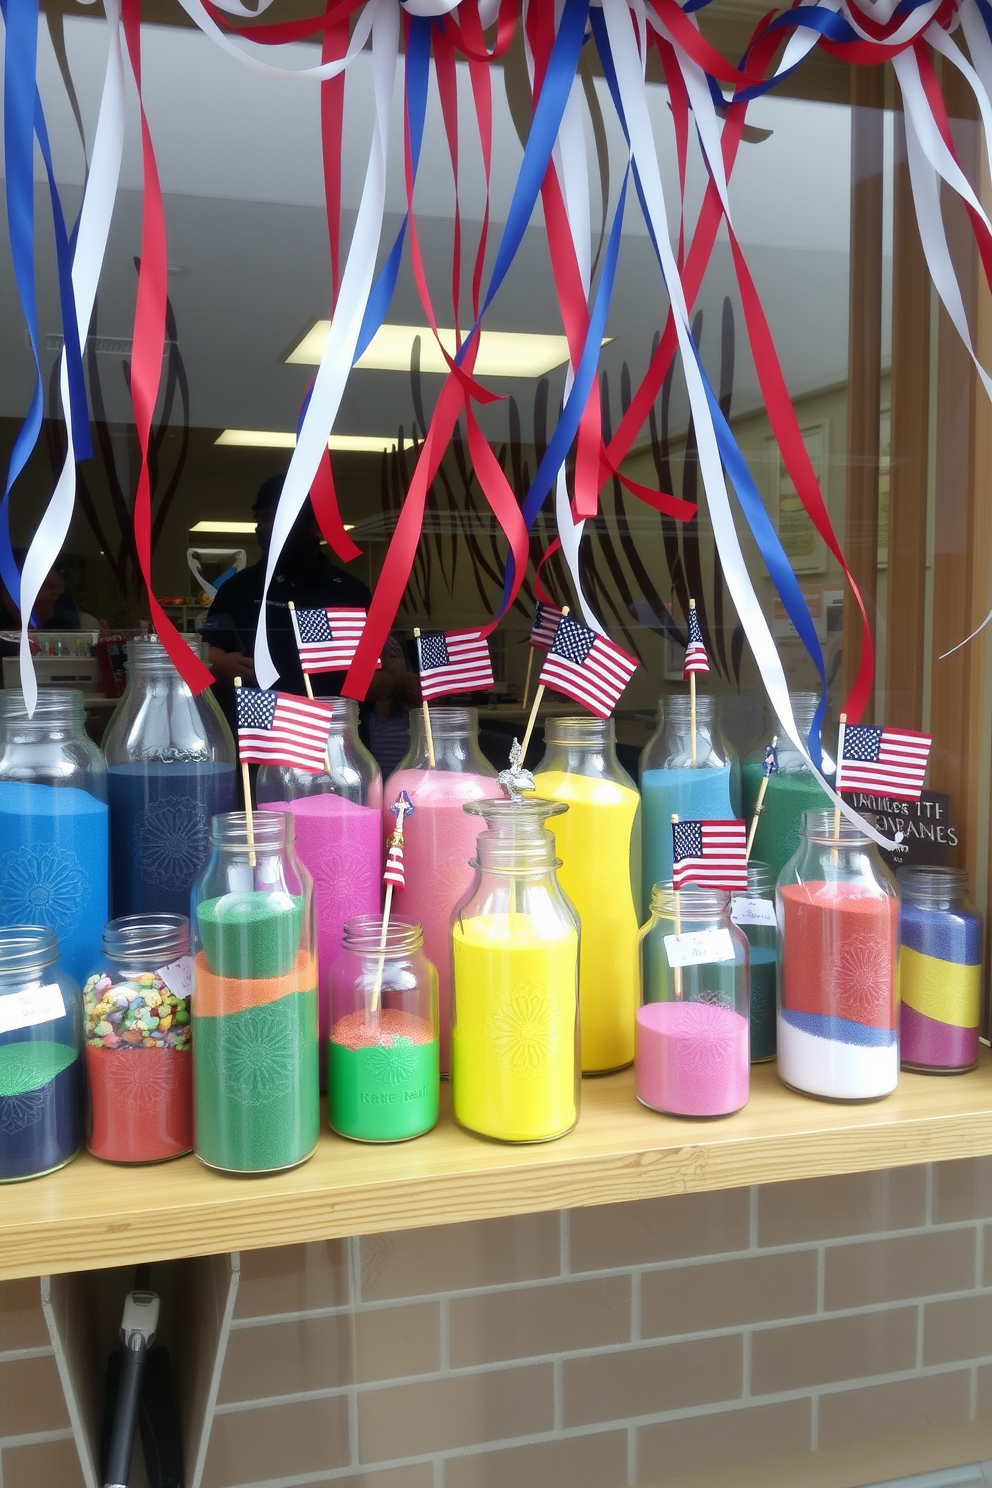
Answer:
[451,798,580,1143]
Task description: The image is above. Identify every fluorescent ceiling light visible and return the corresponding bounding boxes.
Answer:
[288,322,594,378]
[190,517,355,533]
[216,429,401,453]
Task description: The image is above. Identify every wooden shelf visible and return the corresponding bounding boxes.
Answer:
[5,1058,992,1281]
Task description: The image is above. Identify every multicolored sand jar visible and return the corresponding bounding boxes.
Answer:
[104,635,237,919]
[258,696,382,1080]
[83,915,193,1164]
[640,695,736,911]
[191,812,319,1174]
[777,810,900,1101]
[897,866,981,1073]
[742,693,832,881]
[534,717,641,1073]
[637,886,750,1117]
[328,916,439,1142]
[384,707,500,1076]
[451,799,580,1144]
[732,860,777,1063]
[0,927,83,1181]
[0,690,108,990]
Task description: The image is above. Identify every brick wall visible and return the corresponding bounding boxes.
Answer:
[0,1277,84,1488]
[194,1157,992,1488]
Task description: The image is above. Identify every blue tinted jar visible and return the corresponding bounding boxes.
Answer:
[731,860,777,1063]
[898,866,982,1073]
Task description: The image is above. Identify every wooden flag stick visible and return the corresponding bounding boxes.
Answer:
[234,676,256,868]
[370,798,409,1021]
[413,628,436,767]
[521,645,535,712]
[835,713,847,843]
[746,734,777,862]
[520,605,569,760]
[671,813,683,1002]
[689,598,698,768]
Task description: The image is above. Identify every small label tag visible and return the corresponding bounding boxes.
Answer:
[730,896,777,928]
[156,956,194,1002]
[0,982,66,1035]
[664,928,736,969]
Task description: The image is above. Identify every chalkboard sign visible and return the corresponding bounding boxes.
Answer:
[847,790,957,869]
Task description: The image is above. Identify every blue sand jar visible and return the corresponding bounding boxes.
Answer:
[104,635,237,918]
[0,927,83,1181]
[0,690,109,987]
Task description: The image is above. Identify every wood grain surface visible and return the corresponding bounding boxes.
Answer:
[3,1058,992,1281]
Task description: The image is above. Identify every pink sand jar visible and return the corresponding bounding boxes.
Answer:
[383,706,500,1075]
[636,884,750,1118]
[258,696,382,1081]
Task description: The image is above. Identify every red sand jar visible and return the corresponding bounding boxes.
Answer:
[777,809,900,1101]
[636,885,750,1117]
[83,915,192,1163]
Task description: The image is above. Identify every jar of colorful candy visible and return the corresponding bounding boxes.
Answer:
[0,689,108,989]
[897,865,982,1073]
[328,916,439,1142]
[742,694,832,881]
[83,915,193,1164]
[731,860,777,1063]
[534,717,641,1074]
[777,809,900,1101]
[451,798,580,1144]
[0,926,83,1181]
[191,811,319,1173]
[636,885,750,1117]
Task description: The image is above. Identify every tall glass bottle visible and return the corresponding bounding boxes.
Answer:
[0,690,108,987]
[384,707,501,1074]
[103,635,237,918]
[777,809,900,1101]
[731,860,777,1062]
[451,799,580,1143]
[191,811,319,1173]
[258,697,382,1067]
[533,717,640,1072]
[742,693,832,880]
[639,694,735,911]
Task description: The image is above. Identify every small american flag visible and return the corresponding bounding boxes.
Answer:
[763,742,779,777]
[416,629,494,700]
[383,793,413,891]
[538,615,638,719]
[836,722,933,801]
[235,687,331,774]
[683,605,709,678]
[530,601,564,652]
[672,819,748,891]
[290,607,377,673]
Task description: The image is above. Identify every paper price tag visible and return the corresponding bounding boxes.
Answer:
[730,897,777,928]
[664,928,736,969]
[157,956,194,1002]
[0,982,66,1035]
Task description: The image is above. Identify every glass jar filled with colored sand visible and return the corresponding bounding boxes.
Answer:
[0,926,83,1181]
[104,635,237,919]
[0,689,108,989]
[742,693,832,881]
[259,696,382,1075]
[83,914,193,1164]
[328,916,439,1142]
[639,694,735,912]
[897,866,981,1073]
[451,798,580,1143]
[191,811,319,1174]
[533,716,641,1073]
[731,860,777,1063]
[384,707,500,1077]
[637,885,750,1117]
[777,809,900,1102]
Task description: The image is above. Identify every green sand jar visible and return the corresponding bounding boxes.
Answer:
[192,812,319,1173]
[742,695,833,882]
[328,917,439,1143]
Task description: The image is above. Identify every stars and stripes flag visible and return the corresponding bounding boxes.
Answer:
[235,687,332,774]
[672,819,748,891]
[383,792,413,891]
[538,615,638,719]
[835,722,933,802]
[416,629,494,700]
[290,606,380,673]
[683,606,709,678]
[763,741,779,777]
[529,600,565,651]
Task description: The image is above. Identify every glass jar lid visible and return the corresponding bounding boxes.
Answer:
[466,796,566,870]
[343,915,424,954]
[649,883,731,920]
[801,808,873,845]
[102,914,190,963]
[210,810,293,850]
[0,688,84,726]
[544,716,612,746]
[0,925,60,975]
[744,859,774,895]
[897,864,968,907]
[663,692,715,723]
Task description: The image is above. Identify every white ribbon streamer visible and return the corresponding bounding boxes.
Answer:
[255,0,398,687]
[18,0,126,714]
[172,0,374,83]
